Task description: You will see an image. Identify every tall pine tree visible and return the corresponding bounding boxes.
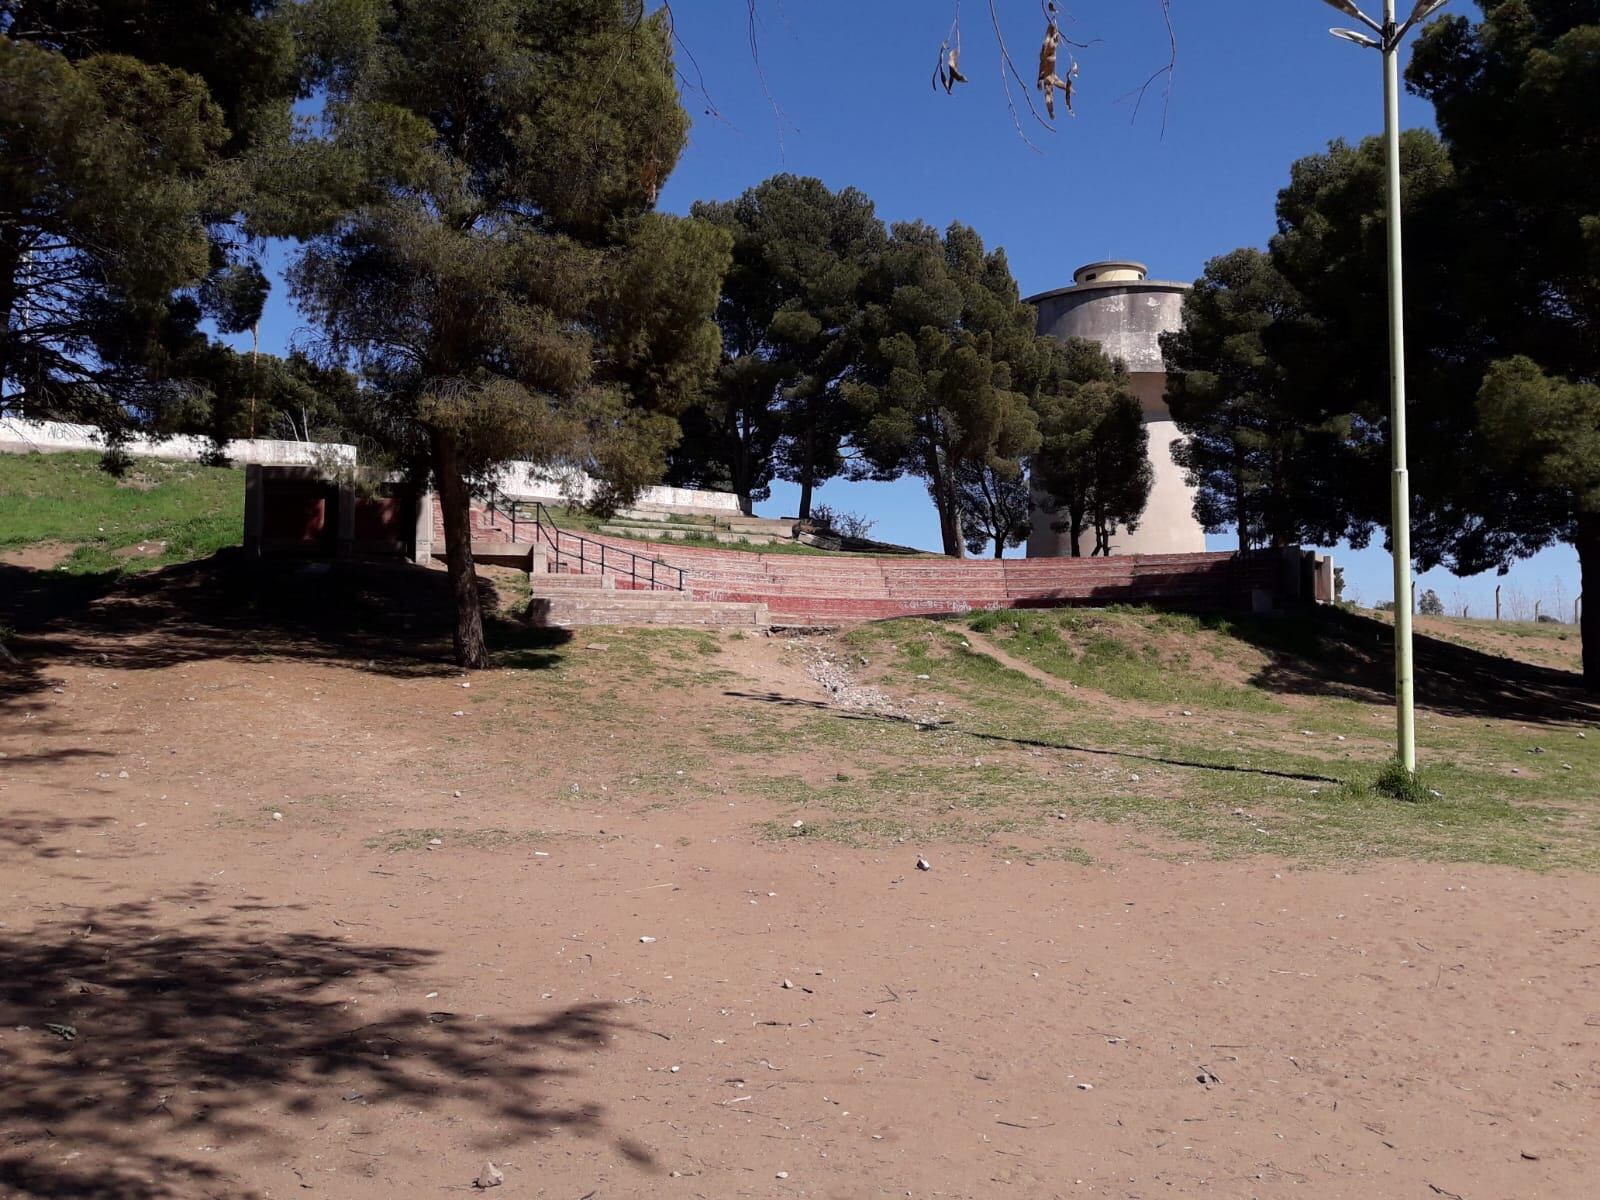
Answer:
[291,0,727,667]
[847,222,1039,557]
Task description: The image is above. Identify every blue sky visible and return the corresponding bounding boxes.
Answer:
[242,0,1580,618]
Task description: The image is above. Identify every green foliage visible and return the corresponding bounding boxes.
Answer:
[1372,758,1431,804]
[1030,336,1150,556]
[681,175,887,516]
[0,2,328,425]
[1418,588,1445,616]
[290,0,727,665]
[846,222,1040,556]
[1408,3,1600,685]
[956,459,1032,558]
[1162,248,1348,550]
[1478,357,1600,508]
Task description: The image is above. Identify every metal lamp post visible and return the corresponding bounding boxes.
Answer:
[1318,0,1448,775]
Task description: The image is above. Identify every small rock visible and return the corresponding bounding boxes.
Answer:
[1529,746,1546,754]
[1232,807,1246,817]
[1579,731,1588,739]
[915,856,931,871]
[915,674,930,681]
[669,1064,680,1073]
[452,710,465,717]
[342,1090,364,1101]
[1128,773,1141,783]
[428,837,443,846]
[1300,730,1314,737]
[453,790,462,798]
[791,819,805,830]
[117,770,129,779]
[474,1162,504,1189]
[775,1172,789,1180]
[1334,735,1347,742]
[460,682,471,689]
[271,811,284,821]
[1428,788,1444,798]
[782,979,794,989]
[1076,1082,1093,1091]
[1561,763,1573,771]
[1521,1151,1540,1162]
[586,643,609,651]
[1510,767,1521,774]
[640,936,657,944]
[1181,710,1194,717]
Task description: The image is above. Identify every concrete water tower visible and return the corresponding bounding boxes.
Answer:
[1024,260,1206,557]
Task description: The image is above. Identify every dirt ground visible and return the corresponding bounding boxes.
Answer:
[3,571,1598,1199]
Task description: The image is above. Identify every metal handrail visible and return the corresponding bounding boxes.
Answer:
[483,486,684,592]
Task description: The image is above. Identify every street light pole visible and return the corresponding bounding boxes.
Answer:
[1321,0,1447,775]
[1380,0,1416,775]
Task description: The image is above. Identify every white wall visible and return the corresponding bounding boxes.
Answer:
[2,416,742,515]
[0,417,356,466]
[490,461,741,514]
[1108,416,1207,555]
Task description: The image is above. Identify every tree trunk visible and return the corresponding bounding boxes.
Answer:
[431,431,489,669]
[993,539,1004,560]
[0,226,21,405]
[925,452,963,557]
[797,417,816,520]
[938,502,964,558]
[1068,518,1082,558]
[729,413,755,516]
[1578,511,1599,690]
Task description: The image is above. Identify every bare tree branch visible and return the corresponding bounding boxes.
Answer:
[1120,0,1177,137]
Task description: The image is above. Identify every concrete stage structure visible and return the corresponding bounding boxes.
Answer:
[1024,260,1207,558]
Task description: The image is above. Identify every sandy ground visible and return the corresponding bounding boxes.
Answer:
[3,602,1598,1199]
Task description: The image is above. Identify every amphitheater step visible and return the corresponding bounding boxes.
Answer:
[599,524,778,546]
[528,593,768,629]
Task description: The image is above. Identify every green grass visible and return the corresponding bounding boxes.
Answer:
[0,451,242,574]
[963,608,1283,712]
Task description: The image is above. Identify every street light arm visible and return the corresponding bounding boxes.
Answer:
[1318,0,1385,36]
[1397,0,1450,41]
[1330,26,1383,49]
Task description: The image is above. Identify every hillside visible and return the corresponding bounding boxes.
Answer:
[4,451,1600,1198]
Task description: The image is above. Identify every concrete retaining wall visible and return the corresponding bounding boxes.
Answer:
[488,461,741,515]
[2,417,742,516]
[0,417,356,467]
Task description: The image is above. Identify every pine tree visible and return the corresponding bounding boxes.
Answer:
[290,0,727,667]
[1410,1,1600,687]
[1030,337,1151,557]
[847,222,1039,557]
[1161,248,1349,551]
[0,2,317,426]
[680,175,885,516]
[956,460,1032,559]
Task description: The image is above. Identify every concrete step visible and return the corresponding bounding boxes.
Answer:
[599,524,778,546]
[434,544,535,568]
[528,594,768,628]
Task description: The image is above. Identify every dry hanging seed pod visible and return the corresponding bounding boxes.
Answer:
[1036,9,1078,119]
[932,7,967,95]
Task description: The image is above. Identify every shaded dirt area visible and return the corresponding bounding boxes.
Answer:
[2,561,1597,1198]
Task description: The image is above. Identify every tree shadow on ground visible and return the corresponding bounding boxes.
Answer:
[721,691,1342,784]
[0,811,119,859]
[1217,607,1599,726]
[0,552,570,700]
[0,901,640,1199]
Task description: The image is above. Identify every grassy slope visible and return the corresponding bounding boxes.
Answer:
[6,452,1597,871]
[0,451,243,574]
